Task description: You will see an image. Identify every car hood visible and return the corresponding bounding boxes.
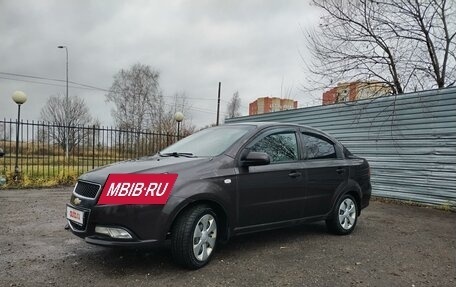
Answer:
[78,156,210,185]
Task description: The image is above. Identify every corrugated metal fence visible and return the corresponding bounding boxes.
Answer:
[227,87,456,206]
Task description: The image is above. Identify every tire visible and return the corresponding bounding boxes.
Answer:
[326,194,358,235]
[171,205,218,269]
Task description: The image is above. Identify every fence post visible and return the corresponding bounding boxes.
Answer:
[92,125,95,169]
[118,129,122,160]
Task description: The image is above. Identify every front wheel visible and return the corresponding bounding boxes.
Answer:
[326,194,358,235]
[171,205,218,269]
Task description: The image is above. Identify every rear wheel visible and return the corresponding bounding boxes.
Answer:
[171,205,218,269]
[326,194,358,235]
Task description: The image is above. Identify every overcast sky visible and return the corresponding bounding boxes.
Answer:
[0,0,322,128]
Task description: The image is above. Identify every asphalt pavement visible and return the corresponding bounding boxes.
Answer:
[0,187,455,287]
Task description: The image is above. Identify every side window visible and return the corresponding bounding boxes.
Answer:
[302,133,336,159]
[250,132,298,163]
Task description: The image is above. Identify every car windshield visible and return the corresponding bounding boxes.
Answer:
[160,125,254,157]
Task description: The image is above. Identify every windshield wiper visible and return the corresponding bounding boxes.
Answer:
[158,152,196,158]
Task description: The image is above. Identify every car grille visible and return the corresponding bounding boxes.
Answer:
[73,181,100,199]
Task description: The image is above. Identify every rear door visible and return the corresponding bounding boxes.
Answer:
[300,132,348,217]
[236,128,305,227]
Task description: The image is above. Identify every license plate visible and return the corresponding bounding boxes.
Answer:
[66,206,84,225]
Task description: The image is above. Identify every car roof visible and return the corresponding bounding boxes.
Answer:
[225,121,301,128]
[223,121,339,143]
[225,121,320,132]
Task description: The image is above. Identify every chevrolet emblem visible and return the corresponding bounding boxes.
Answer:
[73,197,81,205]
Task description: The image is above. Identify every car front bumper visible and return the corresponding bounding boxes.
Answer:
[66,196,186,247]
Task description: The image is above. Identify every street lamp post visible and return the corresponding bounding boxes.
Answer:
[58,45,69,161]
[12,91,27,181]
[174,112,184,140]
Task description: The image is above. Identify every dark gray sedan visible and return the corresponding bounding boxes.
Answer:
[66,122,371,269]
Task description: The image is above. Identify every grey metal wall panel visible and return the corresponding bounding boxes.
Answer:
[227,87,456,206]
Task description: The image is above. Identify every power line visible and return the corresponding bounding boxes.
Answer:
[0,71,229,115]
[0,72,65,83]
[0,76,96,91]
[0,71,105,91]
[0,71,229,103]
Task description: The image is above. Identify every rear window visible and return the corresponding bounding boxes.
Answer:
[302,133,336,159]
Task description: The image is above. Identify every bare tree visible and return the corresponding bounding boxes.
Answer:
[40,94,92,152]
[226,91,242,119]
[0,121,10,141]
[106,63,163,131]
[156,92,196,137]
[303,0,456,94]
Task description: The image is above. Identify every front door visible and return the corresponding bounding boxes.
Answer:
[236,129,305,227]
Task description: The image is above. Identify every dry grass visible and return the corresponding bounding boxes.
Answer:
[372,196,456,212]
[0,167,80,189]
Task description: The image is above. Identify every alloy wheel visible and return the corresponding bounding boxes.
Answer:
[193,214,217,261]
[338,198,356,230]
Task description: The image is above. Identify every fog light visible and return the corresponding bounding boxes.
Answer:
[95,226,133,239]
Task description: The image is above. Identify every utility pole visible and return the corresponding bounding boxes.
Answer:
[216,82,221,126]
[58,45,69,161]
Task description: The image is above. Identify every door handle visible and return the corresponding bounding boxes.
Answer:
[288,171,302,178]
[336,167,345,174]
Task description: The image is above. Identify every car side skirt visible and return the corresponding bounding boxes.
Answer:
[232,214,328,236]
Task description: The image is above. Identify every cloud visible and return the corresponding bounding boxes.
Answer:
[0,0,321,127]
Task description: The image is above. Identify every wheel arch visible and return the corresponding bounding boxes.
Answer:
[168,198,230,242]
[331,179,363,216]
[345,190,361,216]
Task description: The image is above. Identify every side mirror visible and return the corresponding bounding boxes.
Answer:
[241,151,270,166]
[0,148,4,158]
